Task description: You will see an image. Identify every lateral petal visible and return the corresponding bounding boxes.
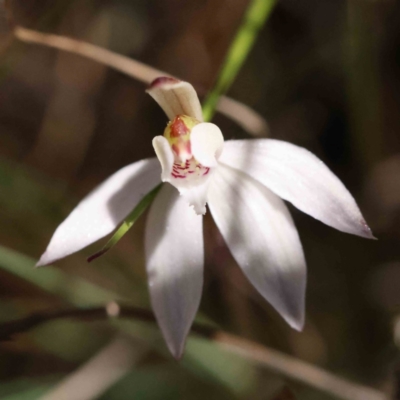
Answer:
[152,136,174,182]
[145,183,204,358]
[190,122,224,167]
[208,164,306,330]
[147,77,203,121]
[221,139,374,238]
[37,158,161,266]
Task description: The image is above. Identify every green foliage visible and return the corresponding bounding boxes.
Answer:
[88,184,161,262]
[202,0,278,121]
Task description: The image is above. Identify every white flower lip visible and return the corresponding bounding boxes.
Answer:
[37,76,374,359]
[151,121,224,215]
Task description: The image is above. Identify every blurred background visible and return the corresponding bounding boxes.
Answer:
[0,0,399,398]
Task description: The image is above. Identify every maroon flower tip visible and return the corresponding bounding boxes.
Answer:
[149,76,180,89]
[87,248,109,263]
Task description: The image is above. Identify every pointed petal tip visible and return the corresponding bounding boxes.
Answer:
[169,344,185,360]
[165,332,186,360]
[221,140,378,241]
[283,305,305,332]
[35,254,51,268]
[360,219,377,240]
[289,316,305,332]
[146,184,202,363]
[346,218,376,239]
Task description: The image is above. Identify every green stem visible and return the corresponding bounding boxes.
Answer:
[202,0,278,122]
[87,184,161,262]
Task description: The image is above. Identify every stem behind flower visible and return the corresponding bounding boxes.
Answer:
[202,0,278,122]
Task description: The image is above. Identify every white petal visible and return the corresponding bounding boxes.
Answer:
[208,165,306,330]
[220,139,374,238]
[145,183,203,358]
[37,158,161,266]
[190,122,224,167]
[147,77,203,121]
[152,136,174,182]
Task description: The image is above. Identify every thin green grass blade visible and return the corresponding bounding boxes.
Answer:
[202,0,278,122]
[87,184,162,262]
[0,245,118,304]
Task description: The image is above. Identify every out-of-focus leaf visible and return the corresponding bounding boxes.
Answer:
[183,336,257,396]
[0,245,120,305]
[0,244,257,397]
[98,363,238,400]
[33,319,110,363]
[2,386,51,400]
[0,380,57,400]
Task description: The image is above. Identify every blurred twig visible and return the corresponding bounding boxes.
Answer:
[216,333,386,400]
[0,302,386,400]
[39,335,147,400]
[217,96,269,137]
[15,25,161,83]
[14,25,268,137]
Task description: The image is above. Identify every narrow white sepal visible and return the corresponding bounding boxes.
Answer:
[190,123,224,167]
[145,183,204,358]
[221,139,374,239]
[208,164,306,330]
[152,136,174,182]
[37,158,161,266]
[147,77,203,121]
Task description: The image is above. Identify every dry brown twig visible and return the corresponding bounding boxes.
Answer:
[0,302,387,400]
[14,26,269,137]
[39,335,147,400]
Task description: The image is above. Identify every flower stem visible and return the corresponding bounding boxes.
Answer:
[87,184,162,262]
[202,0,278,122]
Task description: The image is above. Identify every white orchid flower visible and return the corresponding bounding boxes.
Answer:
[37,76,374,358]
